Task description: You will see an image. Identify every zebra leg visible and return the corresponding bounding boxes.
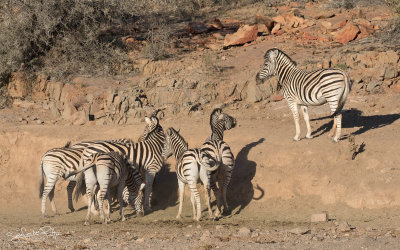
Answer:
[118,183,126,222]
[85,186,95,226]
[41,173,59,217]
[48,188,58,215]
[328,116,337,138]
[105,192,112,223]
[144,172,155,213]
[97,186,107,224]
[188,182,201,221]
[67,181,76,213]
[200,168,214,219]
[84,171,97,226]
[176,180,185,220]
[333,113,342,142]
[211,176,222,218]
[190,192,197,220]
[288,102,301,141]
[301,105,313,139]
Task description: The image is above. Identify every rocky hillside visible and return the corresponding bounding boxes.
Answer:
[2,0,400,125]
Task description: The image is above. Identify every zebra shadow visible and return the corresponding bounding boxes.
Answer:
[151,163,178,212]
[227,138,265,215]
[311,108,400,140]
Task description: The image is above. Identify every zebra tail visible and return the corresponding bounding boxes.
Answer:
[74,172,85,202]
[200,155,220,172]
[333,70,352,116]
[39,159,44,199]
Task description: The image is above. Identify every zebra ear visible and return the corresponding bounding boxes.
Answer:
[177,128,180,133]
[144,116,151,125]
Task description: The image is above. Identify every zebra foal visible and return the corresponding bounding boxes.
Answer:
[70,152,144,225]
[162,128,218,221]
[256,48,352,142]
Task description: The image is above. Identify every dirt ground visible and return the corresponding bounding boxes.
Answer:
[1,89,400,248]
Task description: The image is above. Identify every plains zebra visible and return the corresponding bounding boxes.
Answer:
[39,142,91,217]
[162,127,218,221]
[202,108,236,215]
[256,48,352,142]
[75,116,165,213]
[68,152,144,225]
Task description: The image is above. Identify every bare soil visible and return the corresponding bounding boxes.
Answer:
[1,90,400,248]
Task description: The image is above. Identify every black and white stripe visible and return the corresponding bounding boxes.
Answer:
[202,108,236,215]
[163,127,218,221]
[256,48,352,142]
[75,116,165,213]
[70,151,144,225]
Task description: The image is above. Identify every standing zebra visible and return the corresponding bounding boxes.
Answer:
[68,152,144,225]
[201,108,236,216]
[162,127,218,221]
[256,48,352,142]
[75,116,165,213]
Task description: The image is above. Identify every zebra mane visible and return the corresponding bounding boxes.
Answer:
[210,108,222,127]
[167,127,188,151]
[64,141,71,148]
[265,48,297,67]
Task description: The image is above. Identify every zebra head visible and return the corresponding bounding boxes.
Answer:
[256,48,279,84]
[221,113,236,130]
[163,127,187,160]
[140,116,159,141]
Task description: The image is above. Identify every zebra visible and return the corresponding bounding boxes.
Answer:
[162,127,218,221]
[256,48,352,142]
[68,151,144,225]
[75,116,165,213]
[201,108,236,216]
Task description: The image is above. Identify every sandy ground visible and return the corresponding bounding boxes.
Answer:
[1,91,400,248]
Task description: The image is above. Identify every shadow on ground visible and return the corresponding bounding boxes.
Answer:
[311,108,400,139]
[227,138,265,215]
[151,163,178,212]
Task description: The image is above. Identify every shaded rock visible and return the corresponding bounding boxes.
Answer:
[246,82,263,103]
[334,22,360,44]
[224,25,258,47]
[384,66,397,80]
[187,22,208,34]
[312,12,335,19]
[205,18,223,30]
[257,24,270,35]
[219,18,242,29]
[255,15,275,32]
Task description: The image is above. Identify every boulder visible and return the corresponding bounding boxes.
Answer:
[187,22,208,34]
[246,82,263,103]
[219,18,242,29]
[224,25,258,47]
[46,81,64,101]
[311,12,335,19]
[7,72,30,99]
[334,22,360,44]
[205,18,223,30]
[271,23,281,35]
[255,15,275,32]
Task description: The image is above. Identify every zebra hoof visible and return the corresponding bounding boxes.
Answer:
[84,221,90,226]
[137,211,144,217]
[121,216,126,222]
[293,137,300,142]
[176,215,183,220]
[306,135,313,139]
[42,213,49,218]
[333,138,339,143]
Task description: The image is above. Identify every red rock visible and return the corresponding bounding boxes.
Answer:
[303,32,317,40]
[224,25,258,46]
[334,22,360,44]
[219,18,242,29]
[271,23,281,35]
[272,15,286,24]
[205,18,223,30]
[7,72,30,98]
[356,19,374,39]
[317,36,330,43]
[256,15,275,32]
[257,24,270,35]
[187,22,208,34]
[312,12,335,19]
[271,94,284,102]
[391,83,400,93]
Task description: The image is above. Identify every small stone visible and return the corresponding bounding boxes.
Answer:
[338,221,351,232]
[238,227,252,237]
[200,230,211,241]
[288,228,311,235]
[83,238,91,243]
[136,238,145,243]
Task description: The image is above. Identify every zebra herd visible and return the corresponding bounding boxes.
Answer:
[39,108,236,224]
[38,48,352,224]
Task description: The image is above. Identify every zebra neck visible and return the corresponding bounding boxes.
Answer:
[210,122,224,140]
[276,62,304,86]
[174,145,187,160]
